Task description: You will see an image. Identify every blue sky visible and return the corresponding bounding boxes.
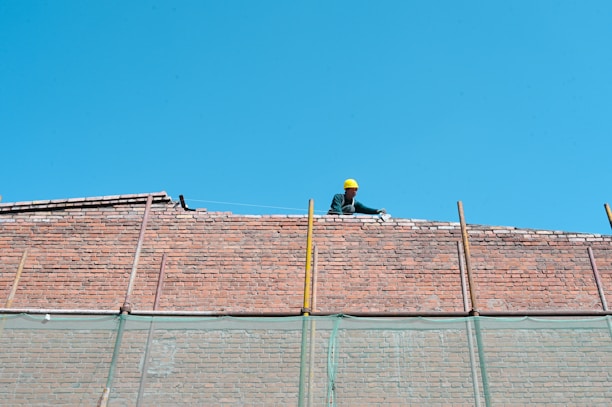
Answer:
[1,1,611,234]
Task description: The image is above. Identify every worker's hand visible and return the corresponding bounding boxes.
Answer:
[378,208,386,214]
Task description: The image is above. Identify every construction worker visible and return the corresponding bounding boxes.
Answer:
[328,179,386,215]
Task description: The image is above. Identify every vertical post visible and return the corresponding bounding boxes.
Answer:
[122,194,153,313]
[311,245,318,314]
[99,195,153,406]
[457,201,491,407]
[307,246,319,407]
[303,199,315,316]
[299,199,315,407]
[5,250,28,308]
[0,250,29,338]
[472,318,491,407]
[457,242,482,407]
[457,201,479,314]
[588,247,608,311]
[587,247,612,340]
[136,254,168,407]
[605,203,612,231]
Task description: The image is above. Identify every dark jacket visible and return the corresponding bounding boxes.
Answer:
[328,193,379,215]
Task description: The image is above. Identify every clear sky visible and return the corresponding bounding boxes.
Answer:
[1,1,611,234]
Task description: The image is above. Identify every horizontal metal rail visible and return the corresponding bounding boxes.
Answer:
[2,308,612,318]
[0,308,119,315]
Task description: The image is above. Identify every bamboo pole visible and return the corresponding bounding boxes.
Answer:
[307,246,318,407]
[457,242,481,407]
[303,199,315,316]
[588,247,609,311]
[0,250,29,338]
[136,254,167,407]
[457,201,479,314]
[5,250,28,308]
[98,314,127,407]
[457,201,491,407]
[299,199,315,407]
[122,194,153,312]
[99,195,153,406]
[587,247,612,340]
[605,203,612,231]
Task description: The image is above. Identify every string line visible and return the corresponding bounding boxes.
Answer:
[186,198,329,214]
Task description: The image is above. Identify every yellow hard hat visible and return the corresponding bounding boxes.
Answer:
[343,178,359,189]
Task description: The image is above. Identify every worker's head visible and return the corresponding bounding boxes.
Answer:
[343,179,359,190]
[343,178,359,199]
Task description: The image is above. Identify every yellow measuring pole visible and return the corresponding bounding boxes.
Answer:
[298,200,315,407]
[303,199,314,316]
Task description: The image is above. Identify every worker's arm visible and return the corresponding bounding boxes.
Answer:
[354,201,382,215]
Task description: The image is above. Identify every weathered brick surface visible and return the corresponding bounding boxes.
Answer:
[1,192,611,313]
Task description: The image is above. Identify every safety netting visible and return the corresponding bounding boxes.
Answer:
[1,314,612,406]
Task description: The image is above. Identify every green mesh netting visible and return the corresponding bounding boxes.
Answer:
[1,314,612,406]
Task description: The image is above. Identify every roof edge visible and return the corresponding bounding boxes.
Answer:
[0,191,172,213]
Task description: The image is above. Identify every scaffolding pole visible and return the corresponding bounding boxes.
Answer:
[587,246,612,340]
[457,201,491,407]
[0,250,29,338]
[299,199,315,407]
[307,246,319,407]
[136,253,167,407]
[98,194,153,407]
[457,242,482,407]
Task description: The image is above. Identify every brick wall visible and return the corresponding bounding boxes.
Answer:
[2,192,611,314]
